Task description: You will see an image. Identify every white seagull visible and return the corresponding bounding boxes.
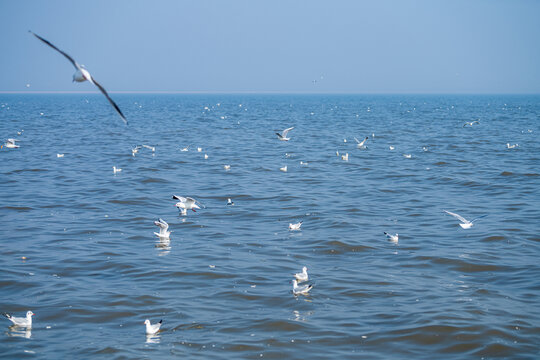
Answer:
[181,145,190,152]
[4,311,34,327]
[354,136,369,148]
[153,218,170,239]
[172,195,204,214]
[142,144,156,152]
[292,280,313,295]
[113,166,122,174]
[144,319,162,335]
[280,165,288,172]
[289,221,302,231]
[444,210,486,229]
[30,31,127,124]
[463,120,480,127]
[132,145,142,156]
[57,153,64,158]
[384,232,399,243]
[389,146,395,150]
[276,127,294,141]
[403,154,412,159]
[341,153,349,161]
[2,138,20,149]
[227,198,234,206]
[506,143,518,149]
[294,266,309,283]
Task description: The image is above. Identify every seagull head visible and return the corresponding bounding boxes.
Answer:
[27,311,34,317]
[144,319,150,325]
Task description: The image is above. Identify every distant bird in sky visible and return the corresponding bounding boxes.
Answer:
[29,31,127,125]
[4,311,34,327]
[443,210,486,229]
[276,127,294,141]
[354,136,368,148]
[144,319,162,335]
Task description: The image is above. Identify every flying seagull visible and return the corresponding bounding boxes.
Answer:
[29,31,127,124]
[172,195,204,215]
[443,210,486,229]
[153,218,170,239]
[276,127,294,141]
[354,136,368,148]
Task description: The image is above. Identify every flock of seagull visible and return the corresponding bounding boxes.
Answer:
[2,31,525,338]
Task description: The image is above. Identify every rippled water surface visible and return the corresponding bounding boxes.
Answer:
[1,94,539,359]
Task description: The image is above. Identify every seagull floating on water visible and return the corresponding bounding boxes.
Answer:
[506,143,518,149]
[153,218,170,239]
[57,153,64,158]
[389,146,395,150]
[4,311,34,327]
[204,154,209,159]
[276,127,294,141]
[384,232,399,243]
[443,210,486,229]
[113,166,122,174]
[292,280,313,295]
[294,266,309,283]
[144,319,162,335]
[280,165,288,172]
[341,153,349,161]
[227,198,234,206]
[354,136,368,148]
[2,138,20,149]
[224,164,231,171]
[403,154,412,159]
[289,221,302,231]
[30,31,127,124]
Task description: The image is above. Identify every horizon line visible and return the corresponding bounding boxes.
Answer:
[1,90,539,96]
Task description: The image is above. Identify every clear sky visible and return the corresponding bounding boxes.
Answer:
[1,0,539,93]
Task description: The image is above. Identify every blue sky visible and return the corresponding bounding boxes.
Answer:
[1,0,539,93]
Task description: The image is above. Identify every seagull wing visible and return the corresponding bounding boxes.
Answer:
[89,77,127,124]
[282,127,294,137]
[354,137,360,144]
[30,31,81,70]
[444,210,469,223]
[471,214,487,223]
[172,195,187,203]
